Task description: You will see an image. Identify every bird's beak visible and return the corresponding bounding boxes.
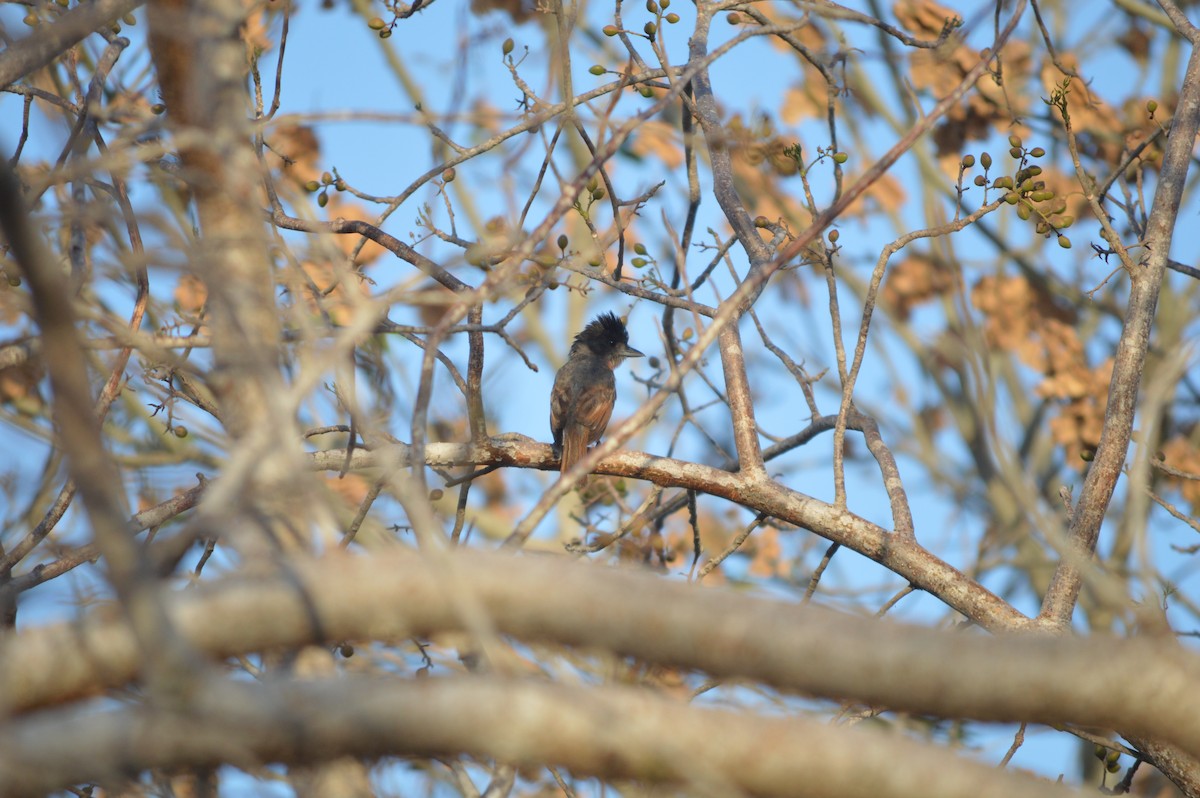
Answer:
[620,344,645,359]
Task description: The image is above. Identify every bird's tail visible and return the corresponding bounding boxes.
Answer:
[559,426,590,487]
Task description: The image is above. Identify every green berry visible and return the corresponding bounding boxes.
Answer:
[631,257,647,268]
[665,12,679,23]
[961,154,975,168]
[557,234,569,251]
[643,21,656,36]
[980,152,992,169]
[1030,147,1045,158]
[502,37,514,55]
[634,242,648,255]
[602,24,619,36]
[1058,235,1071,249]
[832,152,848,164]
[367,17,385,29]
[589,64,606,76]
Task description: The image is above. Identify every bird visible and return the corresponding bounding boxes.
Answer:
[550,312,644,485]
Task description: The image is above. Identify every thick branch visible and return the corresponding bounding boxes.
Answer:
[0,675,1082,798]
[1038,36,1200,628]
[0,0,142,89]
[3,551,1200,758]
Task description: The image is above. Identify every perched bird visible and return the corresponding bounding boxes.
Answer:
[550,312,644,484]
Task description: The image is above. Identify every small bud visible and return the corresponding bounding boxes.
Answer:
[1081,448,1095,461]
[1057,216,1074,229]
[1003,192,1019,205]
[1030,147,1045,158]
[379,29,391,38]
[754,216,769,228]
[646,0,657,12]
[442,167,455,182]
[1058,235,1071,249]
[367,16,385,29]
[828,229,839,243]
[588,64,606,76]
[972,175,987,187]
[122,12,136,24]
[682,327,694,340]
[660,0,670,6]
[1008,134,1022,148]
[993,176,1013,190]
[502,37,514,55]
[304,180,321,192]
[335,179,347,191]
[1147,99,1158,114]
[665,12,679,23]
[318,191,328,208]
[727,11,741,23]
[557,234,569,251]
[1009,146,1023,159]
[631,257,647,268]
[602,24,619,36]
[634,242,648,255]
[980,151,992,169]
[591,186,606,200]
[832,152,848,164]
[961,154,975,168]
[173,425,188,438]
[643,21,656,36]
[1016,203,1031,220]
[321,171,332,184]
[639,86,653,98]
